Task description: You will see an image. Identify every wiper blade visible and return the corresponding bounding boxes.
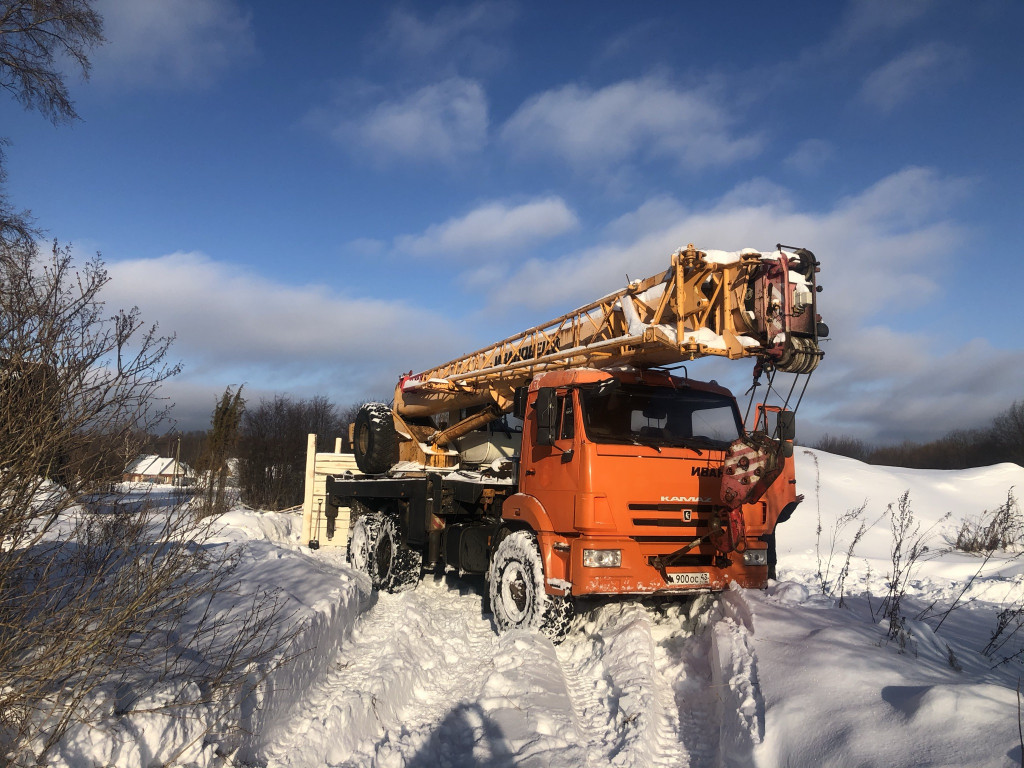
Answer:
[662,435,728,454]
[630,436,662,453]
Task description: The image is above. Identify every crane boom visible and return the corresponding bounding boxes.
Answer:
[396,244,824,425]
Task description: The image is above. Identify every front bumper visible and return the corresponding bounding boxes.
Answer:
[541,533,768,596]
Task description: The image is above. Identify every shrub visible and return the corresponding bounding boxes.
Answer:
[877,492,950,648]
[953,488,1023,553]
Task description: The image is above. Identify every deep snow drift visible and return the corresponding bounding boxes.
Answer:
[48,451,1024,767]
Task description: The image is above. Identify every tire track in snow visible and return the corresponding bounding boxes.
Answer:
[262,574,761,768]
[655,592,764,768]
[708,590,764,767]
[654,596,725,768]
[263,573,499,768]
[558,600,700,767]
[560,593,763,768]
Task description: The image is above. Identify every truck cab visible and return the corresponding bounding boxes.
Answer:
[500,368,794,604]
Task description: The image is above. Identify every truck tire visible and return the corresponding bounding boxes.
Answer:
[488,530,574,643]
[347,502,380,577]
[371,514,423,593]
[354,402,400,475]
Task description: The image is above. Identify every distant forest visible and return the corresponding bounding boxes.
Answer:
[809,400,1024,470]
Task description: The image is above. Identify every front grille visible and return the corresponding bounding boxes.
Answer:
[632,518,709,529]
[629,503,717,513]
[649,554,717,567]
[631,535,702,543]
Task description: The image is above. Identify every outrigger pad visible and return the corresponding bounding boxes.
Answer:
[720,432,784,510]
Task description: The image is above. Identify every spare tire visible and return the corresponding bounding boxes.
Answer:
[354,402,400,474]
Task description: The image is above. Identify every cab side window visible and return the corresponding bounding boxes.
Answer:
[558,394,575,440]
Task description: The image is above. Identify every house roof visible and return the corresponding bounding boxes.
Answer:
[125,455,191,476]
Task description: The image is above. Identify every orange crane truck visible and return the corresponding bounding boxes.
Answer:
[319,244,826,639]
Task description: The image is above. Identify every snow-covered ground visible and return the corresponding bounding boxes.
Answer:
[50,451,1024,767]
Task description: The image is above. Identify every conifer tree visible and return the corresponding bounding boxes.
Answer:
[198,385,245,516]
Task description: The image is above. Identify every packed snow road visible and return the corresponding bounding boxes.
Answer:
[262,572,759,768]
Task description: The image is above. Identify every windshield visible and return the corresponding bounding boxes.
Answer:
[579,382,742,449]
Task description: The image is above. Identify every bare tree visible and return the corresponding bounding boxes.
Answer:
[1,241,179,512]
[812,433,869,462]
[0,0,103,248]
[0,0,104,125]
[992,400,1024,467]
[0,142,35,249]
[0,5,296,761]
[0,244,294,764]
[238,395,343,510]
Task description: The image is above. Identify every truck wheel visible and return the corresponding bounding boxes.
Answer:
[488,530,574,643]
[371,514,423,593]
[348,509,381,578]
[354,402,400,475]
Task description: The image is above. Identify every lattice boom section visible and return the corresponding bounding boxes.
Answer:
[402,245,802,394]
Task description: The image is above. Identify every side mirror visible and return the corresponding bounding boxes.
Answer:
[535,387,557,446]
[513,386,529,420]
[778,411,796,442]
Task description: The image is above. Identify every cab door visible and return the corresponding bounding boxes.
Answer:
[522,389,580,531]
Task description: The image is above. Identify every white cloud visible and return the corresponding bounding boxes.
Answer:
[785,139,834,174]
[860,42,967,112]
[601,197,688,242]
[488,167,964,319]
[396,197,578,257]
[331,78,488,163]
[809,333,1024,443]
[100,252,467,426]
[373,2,516,72]
[500,77,761,172]
[831,0,932,49]
[92,0,255,87]
[460,167,1014,442]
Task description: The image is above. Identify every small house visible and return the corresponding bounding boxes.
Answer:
[123,455,191,484]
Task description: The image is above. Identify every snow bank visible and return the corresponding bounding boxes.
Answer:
[749,583,1023,768]
[780,449,1024,608]
[43,507,372,768]
[757,449,1024,768]
[44,452,1024,767]
[206,511,373,762]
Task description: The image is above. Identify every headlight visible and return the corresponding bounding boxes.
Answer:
[742,549,768,566]
[583,549,621,568]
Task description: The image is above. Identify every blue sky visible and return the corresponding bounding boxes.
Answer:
[3,0,1022,442]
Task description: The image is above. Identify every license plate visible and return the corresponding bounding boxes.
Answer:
[666,571,710,586]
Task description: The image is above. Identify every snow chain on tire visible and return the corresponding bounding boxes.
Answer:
[347,504,381,579]
[348,504,422,593]
[372,514,423,593]
[488,530,574,643]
